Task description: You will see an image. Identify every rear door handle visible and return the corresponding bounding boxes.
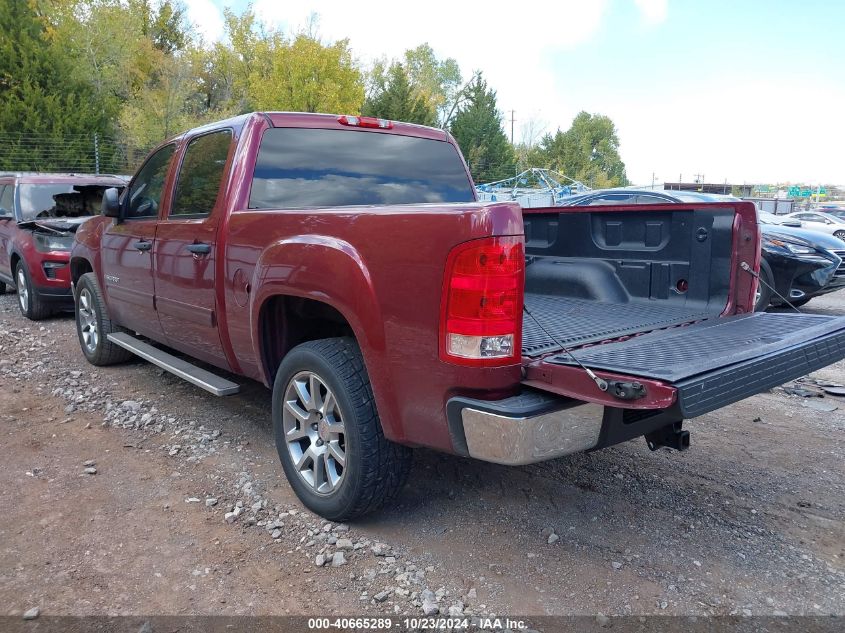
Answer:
[133,240,152,252]
[186,243,211,255]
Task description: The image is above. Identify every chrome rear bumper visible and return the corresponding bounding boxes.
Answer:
[460,403,604,465]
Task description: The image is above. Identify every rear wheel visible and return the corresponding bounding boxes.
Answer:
[754,259,775,312]
[15,261,52,320]
[75,272,133,366]
[272,337,412,521]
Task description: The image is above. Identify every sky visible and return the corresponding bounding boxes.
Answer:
[182,0,845,187]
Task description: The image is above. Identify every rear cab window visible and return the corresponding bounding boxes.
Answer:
[249,128,476,209]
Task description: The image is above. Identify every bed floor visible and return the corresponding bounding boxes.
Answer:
[521,295,714,357]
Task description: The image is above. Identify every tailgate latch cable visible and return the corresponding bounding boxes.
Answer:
[740,262,802,313]
[523,304,646,400]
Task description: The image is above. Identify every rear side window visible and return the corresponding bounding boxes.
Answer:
[171,130,232,218]
[249,128,475,209]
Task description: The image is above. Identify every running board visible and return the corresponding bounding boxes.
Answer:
[107,332,240,396]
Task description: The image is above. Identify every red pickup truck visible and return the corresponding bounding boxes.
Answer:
[70,112,845,520]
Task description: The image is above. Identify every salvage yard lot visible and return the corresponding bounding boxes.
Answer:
[1,292,843,618]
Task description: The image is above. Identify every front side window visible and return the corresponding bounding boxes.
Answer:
[249,128,476,209]
[171,130,232,218]
[127,144,176,219]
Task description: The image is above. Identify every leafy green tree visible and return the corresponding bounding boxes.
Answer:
[135,0,188,54]
[367,44,462,126]
[362,62,436,125]
[198,6,270,114]
[402,44,461,124]
[449,75,515,184]
[247,34,364,114]
[535,112,628,187]
[0,0,114,171]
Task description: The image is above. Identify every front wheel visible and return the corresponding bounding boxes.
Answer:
[15,261,52,320]
[833,230,845,240]
[272,338,411,521]
[787,296,812,308]
[754,259,775,311]
[74,273,133,366]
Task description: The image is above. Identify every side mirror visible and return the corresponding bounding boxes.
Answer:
[102,188,121,220]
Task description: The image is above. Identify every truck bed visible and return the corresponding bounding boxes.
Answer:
[520,205,740,358]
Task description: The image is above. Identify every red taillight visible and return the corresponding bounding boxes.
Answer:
[338,115,393,129]
[440,236,524,366]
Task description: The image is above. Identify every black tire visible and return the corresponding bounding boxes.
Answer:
[754,258,775,312]
[272,337,412,521]
[74,272,133,366]
[787,296,812,308]
[833,230,845,240]
[15,260,52,320]
[0,282,8,294]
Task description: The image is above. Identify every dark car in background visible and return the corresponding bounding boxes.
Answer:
[0,173,126,320]
[756,211,845,308]
[559,188,845,310]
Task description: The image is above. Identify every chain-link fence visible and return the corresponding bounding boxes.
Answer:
[0,133,150,176]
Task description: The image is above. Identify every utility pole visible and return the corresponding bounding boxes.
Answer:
[509,110,516,145]
[694,172,704,184]
[651,172,658,189]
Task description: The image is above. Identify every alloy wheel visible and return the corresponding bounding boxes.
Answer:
[78,288,99,353]
[282,370,347,495]
[16,268,28,313]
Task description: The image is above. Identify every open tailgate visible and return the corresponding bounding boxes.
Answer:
[539,312,845,418]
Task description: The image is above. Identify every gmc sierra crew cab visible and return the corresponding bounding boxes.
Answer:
[70,112,845,521]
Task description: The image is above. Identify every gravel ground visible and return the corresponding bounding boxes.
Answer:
[1,289,843,620]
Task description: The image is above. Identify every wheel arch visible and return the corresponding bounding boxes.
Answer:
[9,250,22,280]
[257,294,356,386]
[70,256,94,286]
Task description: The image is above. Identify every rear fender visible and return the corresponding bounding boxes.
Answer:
[250,236,402,440]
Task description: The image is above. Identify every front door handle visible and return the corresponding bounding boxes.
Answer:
[133,240,152,252]
[186,243,211,255]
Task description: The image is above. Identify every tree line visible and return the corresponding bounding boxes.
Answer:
[0,0,627,186]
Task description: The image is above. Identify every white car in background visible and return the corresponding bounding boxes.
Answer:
[784,211,845,241]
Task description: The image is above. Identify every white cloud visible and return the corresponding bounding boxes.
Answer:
[634,0,669,26]
[182,0,225,42]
